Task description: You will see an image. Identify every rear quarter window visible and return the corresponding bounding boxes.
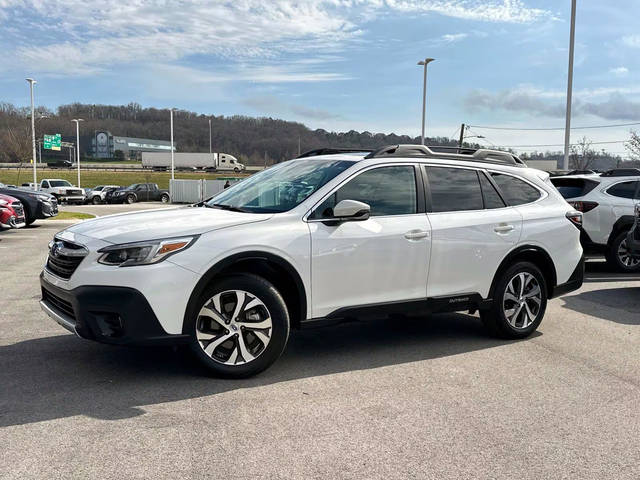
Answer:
[491,173,542,206]
[550,178,599,199]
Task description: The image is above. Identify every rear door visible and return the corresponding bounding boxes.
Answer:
[605,180,640,220]
[425,166,522,299]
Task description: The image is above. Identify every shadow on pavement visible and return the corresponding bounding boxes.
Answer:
[0,313,526,427]
[561,286,640,325]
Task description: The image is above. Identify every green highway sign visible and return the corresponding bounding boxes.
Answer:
[43,133,61,151]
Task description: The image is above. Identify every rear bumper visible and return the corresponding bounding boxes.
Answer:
[551,254,585,298]
[40,273,190,346]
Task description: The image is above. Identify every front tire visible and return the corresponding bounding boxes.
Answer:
[606,232,640,272]
[92,196,102,205]
[126,194,136,204]
[187,274,290,378]
[481,262,547,339]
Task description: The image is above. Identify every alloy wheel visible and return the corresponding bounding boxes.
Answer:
[502,272,542,329]
[196,290,272,365]
[617,239,640,268]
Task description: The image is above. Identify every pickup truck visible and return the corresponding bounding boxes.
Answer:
[106,183,170,204]
[39,179,85,204]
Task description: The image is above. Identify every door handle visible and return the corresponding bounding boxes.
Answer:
[404,229,429,240]
[494,224,515,233]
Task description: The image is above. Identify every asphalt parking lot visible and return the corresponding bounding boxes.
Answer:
[1,208,640,479]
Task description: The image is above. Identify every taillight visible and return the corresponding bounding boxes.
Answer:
[566,210,583,229]
[569,201,598,213]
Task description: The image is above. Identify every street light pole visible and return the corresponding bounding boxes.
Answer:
[208,118,212,154]
[563,0,577,171]
[417,58,435,145]
[71,119,83,187]
[170,109,175,180]
[26,78,37,190]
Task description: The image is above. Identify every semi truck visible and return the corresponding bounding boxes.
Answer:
[141,152,245,172]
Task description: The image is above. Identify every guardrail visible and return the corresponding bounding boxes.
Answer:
[0,163,264,173]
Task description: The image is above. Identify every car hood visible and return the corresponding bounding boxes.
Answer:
[64,206,272,244]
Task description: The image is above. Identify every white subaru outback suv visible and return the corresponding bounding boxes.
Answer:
[40,145,584,377]
[550,169,640,271]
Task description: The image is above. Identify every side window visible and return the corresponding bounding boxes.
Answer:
[311,166,417,218]
[606,181,638,199]
[427,167,483,212]
[479,172,506,209]
[491,173,541,205]
[42,181,49,188]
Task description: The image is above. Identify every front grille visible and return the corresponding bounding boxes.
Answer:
[69,189,83,196]
[46,239,88,280]
[12,202,24,218]
[42,288,76,321]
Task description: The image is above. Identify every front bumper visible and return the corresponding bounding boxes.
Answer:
[551,254,585,298]
[39,198,59,218]
[40,273,190,346]
[57,195,85,203]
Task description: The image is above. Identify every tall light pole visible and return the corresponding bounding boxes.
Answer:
[563,0,577,170]
[26,78,37,190]
[417,58,435,145]
[71,119,83,187]
[208,118,212,154]
[170,108,175,180]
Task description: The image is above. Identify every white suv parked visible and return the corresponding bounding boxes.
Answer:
[550,169,640,271]
[40,145,584,377]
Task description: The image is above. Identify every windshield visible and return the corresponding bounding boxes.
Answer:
[50,180,72,187]
[206,159,355,213]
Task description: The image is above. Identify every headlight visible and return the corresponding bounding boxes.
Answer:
[97,236,198,267]
[37,195,52,202]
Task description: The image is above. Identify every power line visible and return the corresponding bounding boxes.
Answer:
[467,122,640,131]
[495,140,629,148]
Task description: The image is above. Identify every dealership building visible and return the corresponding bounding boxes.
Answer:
[90,130,175,160]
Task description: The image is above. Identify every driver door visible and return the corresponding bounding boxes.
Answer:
[307,164,431,318]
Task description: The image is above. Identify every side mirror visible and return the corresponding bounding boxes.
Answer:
[332,199,371,221]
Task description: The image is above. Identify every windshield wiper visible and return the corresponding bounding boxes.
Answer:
[210,203,251,213]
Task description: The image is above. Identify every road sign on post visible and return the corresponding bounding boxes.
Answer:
[43,134,61,151]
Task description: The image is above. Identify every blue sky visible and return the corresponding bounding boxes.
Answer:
[1,1,639,156]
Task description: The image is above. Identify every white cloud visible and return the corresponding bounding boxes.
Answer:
[610,66,629,77]
[0,0,552,78]
[622,34,640,48]
[441,33,469,43]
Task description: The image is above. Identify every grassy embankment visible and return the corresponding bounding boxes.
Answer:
[0,168,247,190]
[49,211,96,221]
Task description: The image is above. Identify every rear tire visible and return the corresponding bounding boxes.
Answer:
[187,274,290,378]
[160,193,170,203]
[606,232,640,272]
[481,261,547,339]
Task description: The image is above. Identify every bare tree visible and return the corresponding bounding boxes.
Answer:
[569,136,596,170]
[0,124,31,163]
[626,130,640,161]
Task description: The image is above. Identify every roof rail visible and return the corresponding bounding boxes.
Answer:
[600,168,640,177]
[364,144,525,166]
[297,148,375,158]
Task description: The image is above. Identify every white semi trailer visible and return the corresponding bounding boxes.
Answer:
[142,152,245,172]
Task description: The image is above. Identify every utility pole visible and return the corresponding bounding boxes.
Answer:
[458,123,465,149]
[71,119,83,187]
[26,78,37,190]
[208,118,212,154]
[170,108,175,180]
[563,0,577,171]
[298,136,301,156]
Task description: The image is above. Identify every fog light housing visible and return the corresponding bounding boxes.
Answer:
[93,312,124,338]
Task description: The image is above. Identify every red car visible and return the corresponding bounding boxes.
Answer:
[0,194,26,229]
